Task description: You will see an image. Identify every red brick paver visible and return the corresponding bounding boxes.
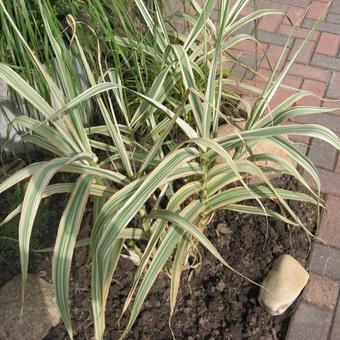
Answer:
[308,138,337,170]
[289,62,330,81]
[286,302,333,340]
[315,32,340,57]
[331,301,340,339]
[307,1,330,20]
[327,72,340,99]
[260,44,290,71]
[289,39,316,64]
[318,195,340,248]
[303,272,339,310]
[298,78,327,106]
[283,6,306,26]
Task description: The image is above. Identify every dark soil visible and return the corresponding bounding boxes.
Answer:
[39,175,317,340]
[0,183,68,287]
[0,170,317,340]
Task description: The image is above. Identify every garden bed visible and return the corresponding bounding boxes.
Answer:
[0,175,313,339]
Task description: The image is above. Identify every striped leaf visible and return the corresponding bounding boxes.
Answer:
[52,175,93,339]
[18,153,94,302]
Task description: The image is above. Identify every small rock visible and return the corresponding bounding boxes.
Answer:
[258,254,309,315]
[39,270,47,278]
[0,274,60,340]
[216,223,232,235]
[216,280,226,291]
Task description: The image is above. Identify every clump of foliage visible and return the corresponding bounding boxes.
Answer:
[0,0,338,339]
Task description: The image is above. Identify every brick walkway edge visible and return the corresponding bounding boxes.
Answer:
[168,0,340,339]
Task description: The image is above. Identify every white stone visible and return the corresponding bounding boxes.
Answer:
[0,274,60,340]
[0,80,26,152]
[258,254,309,315]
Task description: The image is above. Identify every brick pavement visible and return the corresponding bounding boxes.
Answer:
[169,0,340,338]
[237,2,340,338]
[235,1,340,338]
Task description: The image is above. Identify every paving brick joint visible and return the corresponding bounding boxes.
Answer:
[173,0,340,338]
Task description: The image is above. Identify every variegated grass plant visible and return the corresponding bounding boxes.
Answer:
[0,0,339,339]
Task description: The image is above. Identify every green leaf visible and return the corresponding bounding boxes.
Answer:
[0,162,45,195]
[170,45,204,135]
[52,175,93,339]
[18,153,94,304]
[206,185,317,214]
